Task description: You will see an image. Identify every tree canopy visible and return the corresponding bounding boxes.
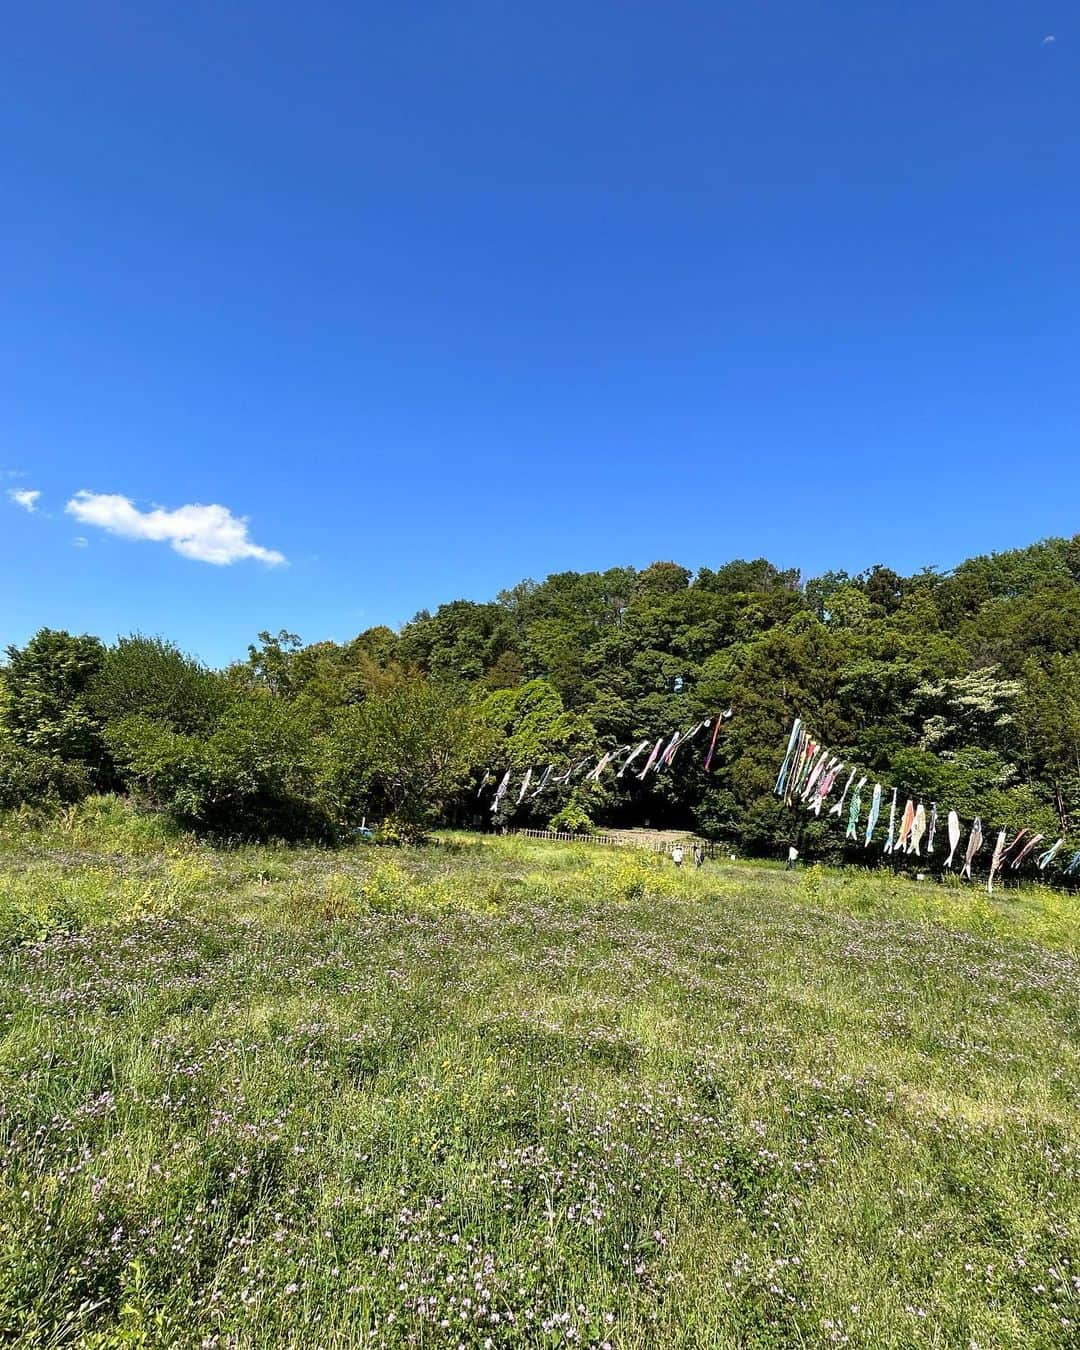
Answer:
[4,532,1080,849]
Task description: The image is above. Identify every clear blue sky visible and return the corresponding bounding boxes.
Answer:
[2,2,1077,666]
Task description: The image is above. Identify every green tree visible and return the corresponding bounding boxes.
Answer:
[92,634,226,735]
[481,679,597,770]
[911,666,1023,755]
[243,630,303,696]
[696,558,801,594]
[398,601,518,684]
[324,678,495,840]
[1018,654,1080,830]
[2,629,107,780]
[108,692,331,840]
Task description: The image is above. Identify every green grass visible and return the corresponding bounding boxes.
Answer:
[1,799,1078,1347]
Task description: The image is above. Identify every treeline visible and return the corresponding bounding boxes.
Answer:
[3,537,1080,852]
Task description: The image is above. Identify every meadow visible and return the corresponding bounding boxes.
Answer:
[1,799,1078,1348]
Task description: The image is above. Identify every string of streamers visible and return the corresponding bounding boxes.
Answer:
[774,716,1077,891]
[487,710,734,817]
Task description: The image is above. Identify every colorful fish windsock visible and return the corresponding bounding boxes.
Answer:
[637,738,665,781]
[676,720,709,753]
[845,776,867,839]
[987,829,1008,895]
[883,789,899,854]
[586,748,623,782]
[613,744,635,772]
[896,798,916,852]
[961,817,983,880]
[926,803,938,854]
[800,748,828,802]
[780,729,803,798]
[1010,833,1043,870]
[531,764,554,798]
[864,783,883,845]
[792,740,819,799]
[491,769,512,814]
[658,730,682,768]
[812,760,845,816]
[704,713,735,771]
[1000,829,1030,869]
[944,811,961,868]
[806,749,839,803]
[665,721,709,767]
[829,768,858,818]
[583,753,605,783]
[775,718,803,796]
[1037,838,1064,871]
[554,756,587,785]
[618,740,651,778]
[909,802,927,856]
[786,731,812,804]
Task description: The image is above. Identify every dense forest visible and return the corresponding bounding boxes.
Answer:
[3,534,1080,860]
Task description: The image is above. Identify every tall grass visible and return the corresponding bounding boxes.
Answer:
[1,802,1077,1346]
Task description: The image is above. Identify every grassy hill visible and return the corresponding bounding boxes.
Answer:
[1,800,1078,1347]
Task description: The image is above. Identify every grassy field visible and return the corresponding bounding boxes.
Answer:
[1,799,1078,1348]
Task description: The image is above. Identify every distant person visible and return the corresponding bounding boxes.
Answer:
[785,845,799,871]
[672,844,684,867]
[693,845,704,869]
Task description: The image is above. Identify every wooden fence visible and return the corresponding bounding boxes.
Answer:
[510,827,720,857]
[512,827,637,848]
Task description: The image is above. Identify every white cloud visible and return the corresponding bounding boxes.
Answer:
[65,491,286,566]
[1044,34,1056,43]
[72,537,88,548]
[8,488,41,512]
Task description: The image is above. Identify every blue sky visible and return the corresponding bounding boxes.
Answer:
[2,2,1077,667]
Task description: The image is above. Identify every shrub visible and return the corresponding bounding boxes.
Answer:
[91,634,227,735]
[106,695,334,842]
[0,741,91,811]
[2,629,107,783]
[548,801,594,834]
[373,815,424,846]
[323,678,495,837]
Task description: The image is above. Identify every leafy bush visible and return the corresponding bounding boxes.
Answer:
[91,634,227,735]
[2,629,108,781]
[548,801,594,834]
[0,740,91,811]
[106,695,334,841]
[323,678,495,839]
[372,816,421,846]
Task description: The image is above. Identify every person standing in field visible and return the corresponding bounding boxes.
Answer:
[785,845,799,871]
[693,845,704,868]
[672,844,684,867]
